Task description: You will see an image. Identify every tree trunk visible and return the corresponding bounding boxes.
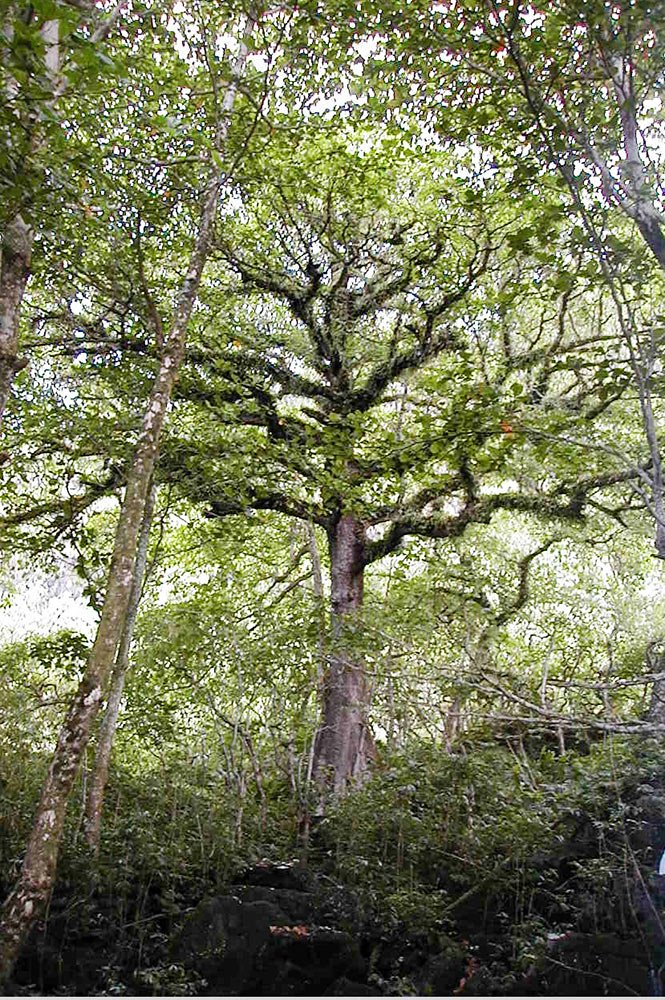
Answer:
[0,20,252,982]
[313,513,375,800]
[84,479,157,854]
[0,336,180,984]
[0,215,31,425]
[0,7,120,430]
[1,14,61,428]
[646,641,665,727]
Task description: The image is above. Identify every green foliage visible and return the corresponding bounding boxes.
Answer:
[0,628,90,755]
[314,734,665,991]
[133,964,207,997]
[3,1,665,994]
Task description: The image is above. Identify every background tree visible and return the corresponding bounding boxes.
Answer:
[0,0,130,425]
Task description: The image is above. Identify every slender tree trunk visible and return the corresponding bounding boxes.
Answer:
[0,10,35,425]
[300,525,327,848]
[0,215,31,425]
[84,480,157,854]
[646,642,665,727]
[0,21,252,983]
[313,513,375,800]
[1,15,60,428]
[0,332,180,984]
[648,677,665,727]
[308,522,326,690]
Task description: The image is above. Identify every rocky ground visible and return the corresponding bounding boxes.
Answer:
[5,857,661,996]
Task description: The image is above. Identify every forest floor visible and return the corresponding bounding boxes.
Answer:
[3,732,665,996]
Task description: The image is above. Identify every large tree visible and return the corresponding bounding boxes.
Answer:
[161,137,633,800]
[0,6,394,970]
[0,0,652,830]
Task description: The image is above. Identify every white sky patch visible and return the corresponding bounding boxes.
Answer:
[69,296,90,316]
[0,559,98,642]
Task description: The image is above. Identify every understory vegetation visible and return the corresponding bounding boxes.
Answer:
[2,521,665,994]
[3,720,665,994]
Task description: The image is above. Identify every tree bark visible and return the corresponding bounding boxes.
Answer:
[0,19,252,983]
[0,215,31,424]
[84,479,157,854]
[313,513,375,801]
[0,349,175,981]
[646,642,665,727]
[1,15,65,427]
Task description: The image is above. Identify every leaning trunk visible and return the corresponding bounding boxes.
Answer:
[313,514,375,800]
[84,479,157,853]
[0,20,252,980]
[0,338,181,983]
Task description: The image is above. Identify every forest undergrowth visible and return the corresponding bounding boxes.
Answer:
[1,726,663,996]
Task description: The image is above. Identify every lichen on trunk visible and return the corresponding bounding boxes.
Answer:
[84,479,157,854]
[0,347,177,983]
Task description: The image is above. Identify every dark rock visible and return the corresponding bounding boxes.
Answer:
[416,938,467,995]
[323,975,381,995]
[229,884,318,923]
[170,885,368,996]
[248,924,366,995]
[528,931,651,996]
[242,861,316,893]
[315,883,365,928]
[633,788,665,856]
[171,894,291,993]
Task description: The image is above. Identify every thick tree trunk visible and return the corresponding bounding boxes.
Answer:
[313,514,375,800]
[84,480,157,854]
[0,21,252,982]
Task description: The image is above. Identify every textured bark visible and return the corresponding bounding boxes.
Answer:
[0,22,252,983]
[605,51,665,272]
[0,14,59,426]
[0,331,179,984]
[0,215,32,424]
[0,13,31,426]
[84,480,156,854]
[313,514,375,800]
